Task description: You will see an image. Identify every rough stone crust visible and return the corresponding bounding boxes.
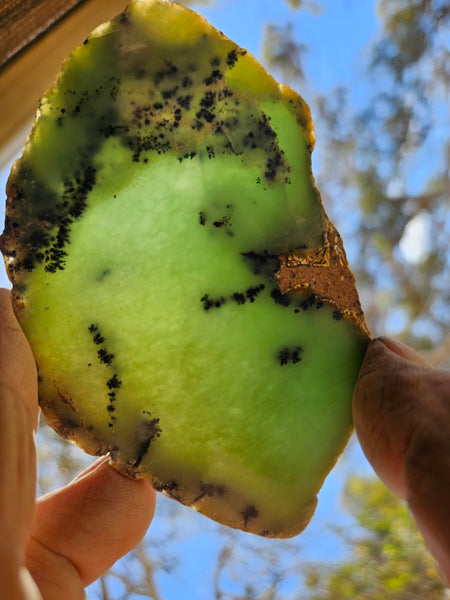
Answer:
[277,221,370,337]
[111,453,319,538]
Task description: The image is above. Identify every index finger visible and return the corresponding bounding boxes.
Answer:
[0,289,40,585]
[0,288,39,431]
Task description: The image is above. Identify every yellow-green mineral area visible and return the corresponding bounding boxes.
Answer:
[0,0,369,537]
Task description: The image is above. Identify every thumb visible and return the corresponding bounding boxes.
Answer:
[26,458,156,599]
[353,337,450,582]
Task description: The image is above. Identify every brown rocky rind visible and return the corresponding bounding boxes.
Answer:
[276,222,369,337]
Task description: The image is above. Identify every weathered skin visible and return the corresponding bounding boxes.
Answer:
[0,0,369,537]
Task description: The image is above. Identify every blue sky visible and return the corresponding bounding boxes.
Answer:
[1,2,386,598]
[197,0,379,90]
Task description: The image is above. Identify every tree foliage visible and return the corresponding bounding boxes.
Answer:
[263,23,307,84]
[311,0,449,351]
[282,0,321,13]
[303,477,446,599]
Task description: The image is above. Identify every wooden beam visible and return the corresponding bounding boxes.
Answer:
[0,0,87,68]
[0,0,128,167]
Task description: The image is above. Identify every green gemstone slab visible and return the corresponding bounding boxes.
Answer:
[0,0,369,537]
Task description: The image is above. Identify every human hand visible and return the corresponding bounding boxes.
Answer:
[353,337,450,583]
[0,289,156,600]
[4,282,448,597]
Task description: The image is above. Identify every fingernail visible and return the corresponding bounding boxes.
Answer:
[72,455,110,482]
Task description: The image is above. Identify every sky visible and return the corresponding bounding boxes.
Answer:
[0,1,416,598]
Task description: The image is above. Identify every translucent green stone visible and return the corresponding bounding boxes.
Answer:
[1,0,369,537]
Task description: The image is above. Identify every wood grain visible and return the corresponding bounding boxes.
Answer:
[0,0,86,67]
[0,0,128,168]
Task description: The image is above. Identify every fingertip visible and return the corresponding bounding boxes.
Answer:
[31,459,156,587]
[0,288,14,318]
[410,505,450,585]
[98,461,157,524]
[377,336,429,366]
[352,337,413,498]
[354,338,388,380]
[0,288,39,432]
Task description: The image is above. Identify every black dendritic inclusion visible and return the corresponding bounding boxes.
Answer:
[243,284,265,303]
[2,20,291,278]
[107,373,122,390]
[242,504,259,527]
[96,268,112,282]
[133,413,162,468]
[201,284,265,311]
[88,323,119,427]
[226,49,239,68]
[270,286,325,314]
[99,35,289,184]
[201,294,226,311]
[199,249,318,370]
[3,165,97,275]
[271,287,291,307]
[87,324,161,458]
[152,478,181,501]
[278,346,303,366]
[193,481,226,503]
[198,204,234,235]
[213,216,231,229]
[270,290,325,366]
[16,69,121,276]
[241,250,280,279]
